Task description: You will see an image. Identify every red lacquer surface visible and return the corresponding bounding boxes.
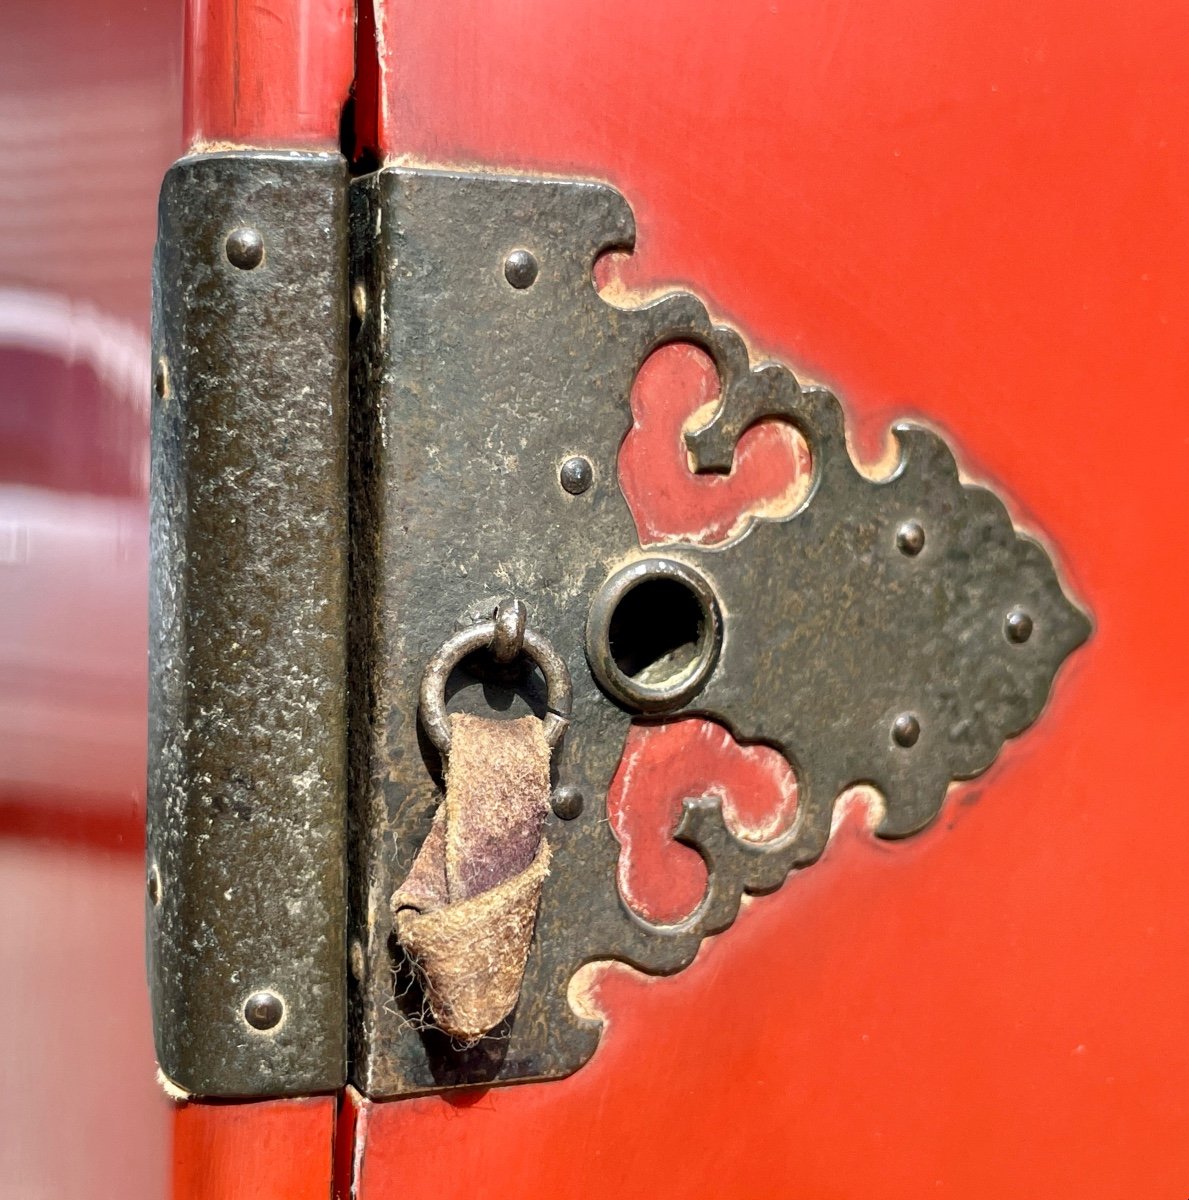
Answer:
[184,0,354,150]
[608,718,801,925]
[173,1098,336,1200]
[344,0,1189,1196]
[618,342,810,548]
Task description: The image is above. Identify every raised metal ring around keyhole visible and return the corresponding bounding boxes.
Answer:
[586,557,723,713]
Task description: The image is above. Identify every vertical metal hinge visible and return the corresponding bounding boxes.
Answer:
[148,152,348,1097]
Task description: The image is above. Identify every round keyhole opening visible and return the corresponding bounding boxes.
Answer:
[587,558,722,712]
[608,576,704,686]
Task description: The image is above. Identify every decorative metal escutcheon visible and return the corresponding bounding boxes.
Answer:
[347,166,1090,1097]
[148,152,1089,1100]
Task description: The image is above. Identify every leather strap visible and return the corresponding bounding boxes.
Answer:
[392,713,551,1041]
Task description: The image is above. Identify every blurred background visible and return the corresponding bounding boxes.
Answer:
[0,2,181,1195]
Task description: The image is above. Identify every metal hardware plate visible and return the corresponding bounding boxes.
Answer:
[147,152,349,1097]
[347,166,1090,1097]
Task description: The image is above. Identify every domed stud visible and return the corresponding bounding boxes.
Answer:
[1005,609,1034,644]
[896,520,925,556]
[225,227,264,270]
[504,249,539,289]
[244,990,283,1031]
[892,713,921,748]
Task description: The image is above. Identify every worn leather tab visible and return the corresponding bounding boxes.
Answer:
[392,713,551,1040]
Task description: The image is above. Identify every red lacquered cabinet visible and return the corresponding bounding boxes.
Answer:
[4,0,1187,1197]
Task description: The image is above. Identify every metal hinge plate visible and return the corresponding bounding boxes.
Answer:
[148,151,1089,1100]
[148,153,348,1097]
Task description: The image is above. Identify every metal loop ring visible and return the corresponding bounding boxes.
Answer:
[419,609,573,757]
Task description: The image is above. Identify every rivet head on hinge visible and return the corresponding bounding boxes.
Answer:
[892,712,922,748]
[896,520,926,556]
[225,226,265,270]
[559,455,593,495]
[1006,609,1034,643]
[551,785,585,820]
[244,991,284,1031]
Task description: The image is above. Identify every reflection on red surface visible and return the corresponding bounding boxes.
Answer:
[0,290,148,497]
[0,0,179,1196]
[0,485,147,811]
[184,0,353,149]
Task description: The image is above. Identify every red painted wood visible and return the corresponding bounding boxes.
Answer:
[349,0,1189,1196]
[608,718,799,924]
[173,1097,336,1200]
[184,0,354,150]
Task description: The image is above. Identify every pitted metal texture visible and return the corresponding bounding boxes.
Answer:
[148,152,349,1098]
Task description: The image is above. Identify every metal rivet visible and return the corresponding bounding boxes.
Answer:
[896,521,925,556]
[244,991,283,1030]
[226,227,264,270]
[504,249,538,289]
[892,713,921,748]
[551,785,584,820]
[1005,609,1034,643]
[147,864,161,907]
[559,455,593,495]
[153,358,168,401]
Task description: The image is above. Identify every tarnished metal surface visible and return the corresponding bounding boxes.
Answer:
[147,152,349,1098]
[347,166,1089,1097]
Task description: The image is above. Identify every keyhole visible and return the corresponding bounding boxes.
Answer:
[608,576,706,687]
[587,558,722,712]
